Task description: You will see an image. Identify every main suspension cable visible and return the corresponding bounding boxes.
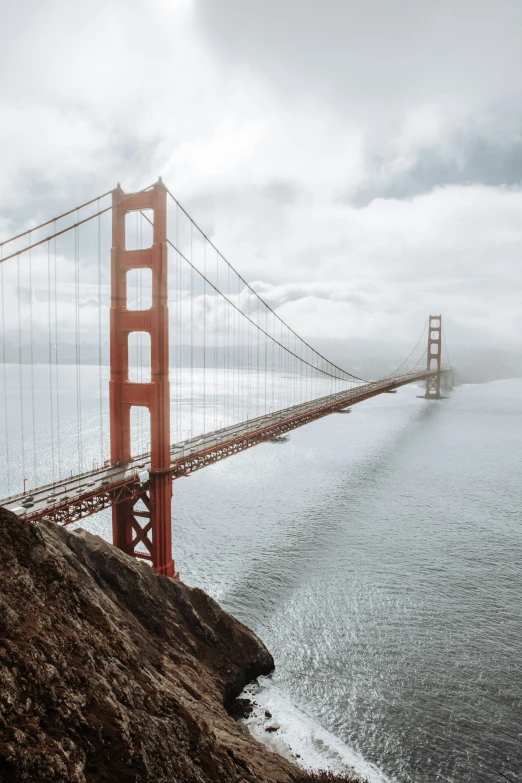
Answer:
[408,346,428,374]
[166,188,368,383]
[388,319,429,377]
[139,209,357,384]
[0,189,113,248]
[0,185,155,265]
[442,324,452,369]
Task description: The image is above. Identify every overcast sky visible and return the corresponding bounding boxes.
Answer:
[1,0,521,354]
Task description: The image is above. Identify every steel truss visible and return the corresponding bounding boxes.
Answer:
[3,368,449,532]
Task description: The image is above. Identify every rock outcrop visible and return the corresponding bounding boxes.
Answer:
[0,507,363,783]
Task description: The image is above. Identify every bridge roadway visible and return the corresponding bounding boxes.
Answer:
[1,369,447,526]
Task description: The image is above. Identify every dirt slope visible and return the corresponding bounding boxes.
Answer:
[0,506,339,783]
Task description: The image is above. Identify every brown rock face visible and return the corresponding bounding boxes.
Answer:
[0,506,337,783]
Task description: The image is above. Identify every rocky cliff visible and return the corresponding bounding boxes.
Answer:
[0,507,363,783]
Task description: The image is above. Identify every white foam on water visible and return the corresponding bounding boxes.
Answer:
[241,677,394,783]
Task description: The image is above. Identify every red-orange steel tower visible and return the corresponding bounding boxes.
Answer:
[425,314,442,399]
[110,179,175,577]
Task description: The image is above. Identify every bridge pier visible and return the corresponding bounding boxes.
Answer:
[110,179,175,578]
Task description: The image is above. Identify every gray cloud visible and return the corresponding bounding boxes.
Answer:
[0,0,521,360]
[262,180,300,205]
[194,0,522,116]
[349,133,522,206]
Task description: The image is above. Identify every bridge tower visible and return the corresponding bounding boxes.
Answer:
[425,314,442,399]
[110,178,175,577]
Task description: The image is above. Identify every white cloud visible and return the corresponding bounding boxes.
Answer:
[1,0,521,362]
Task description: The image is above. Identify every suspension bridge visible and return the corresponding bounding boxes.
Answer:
[0,179,451,577]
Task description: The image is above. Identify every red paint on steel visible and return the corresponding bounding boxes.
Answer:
[110,180,175,577]
[12,367,449,528]
[425,315,442,399]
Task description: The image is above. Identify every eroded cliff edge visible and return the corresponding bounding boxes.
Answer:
[0,506,345,783]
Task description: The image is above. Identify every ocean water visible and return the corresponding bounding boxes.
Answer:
[1,372,521,782]
[171,378,522,783]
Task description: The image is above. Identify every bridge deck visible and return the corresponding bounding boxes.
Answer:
[1,369,447,525]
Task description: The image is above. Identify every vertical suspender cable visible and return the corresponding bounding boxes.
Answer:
[141,216,145,452]
[290,328,293,404]
[1,254,10,493]
[203,240,206,434]
[174,210,179,443]
[233,274,237,422]
[247,286,251,423]
[16,256,26,489]
[290,334,297,405]
[272,311,276,411]
[238,278,241,422]
[226,263,230,424]
[231,275,234,423]
[47,242,55,481]
[237,277,240,421]
[442,325,452,370]
[177,206,181,444]
[286,328,293,406]
[190,224,194,438]
[97,200,103,462]
[305,341,307,401]
[264,305,268,414]
[239,277,243,424]
[256,298,260,416]
[74,221,82,474]
[288,326,291,405]
[53,229,61,477]
[283,323,287,406]
[178,245,182,444]
[232,267,235,422]
[288,326,291,406]
[305,348,308,400]
[235,275,237,421]
[237,280,241,423]
[135,212,141,455]
[234,275,239,421]
[214,248,218,432]
[218,251,223,429]
[235,275,239,422]
[279,319,283,409]
[140,213,145,453]
[28,238,37,485]
[294,332,298,404]
[295,333,298,404]
[289,326,292,403]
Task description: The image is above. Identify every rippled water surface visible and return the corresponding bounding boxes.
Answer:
[171,379,522,782]
[4,375,522,781]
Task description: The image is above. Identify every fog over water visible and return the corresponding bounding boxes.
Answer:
[172,378,522,783]
[2,4,522,779]
[2,1,522,358]
[3,369,520,782]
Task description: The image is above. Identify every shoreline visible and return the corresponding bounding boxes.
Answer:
[0,506,368,783]
[236,678,392,783]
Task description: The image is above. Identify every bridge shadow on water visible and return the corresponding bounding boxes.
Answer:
[218,397,444,633]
